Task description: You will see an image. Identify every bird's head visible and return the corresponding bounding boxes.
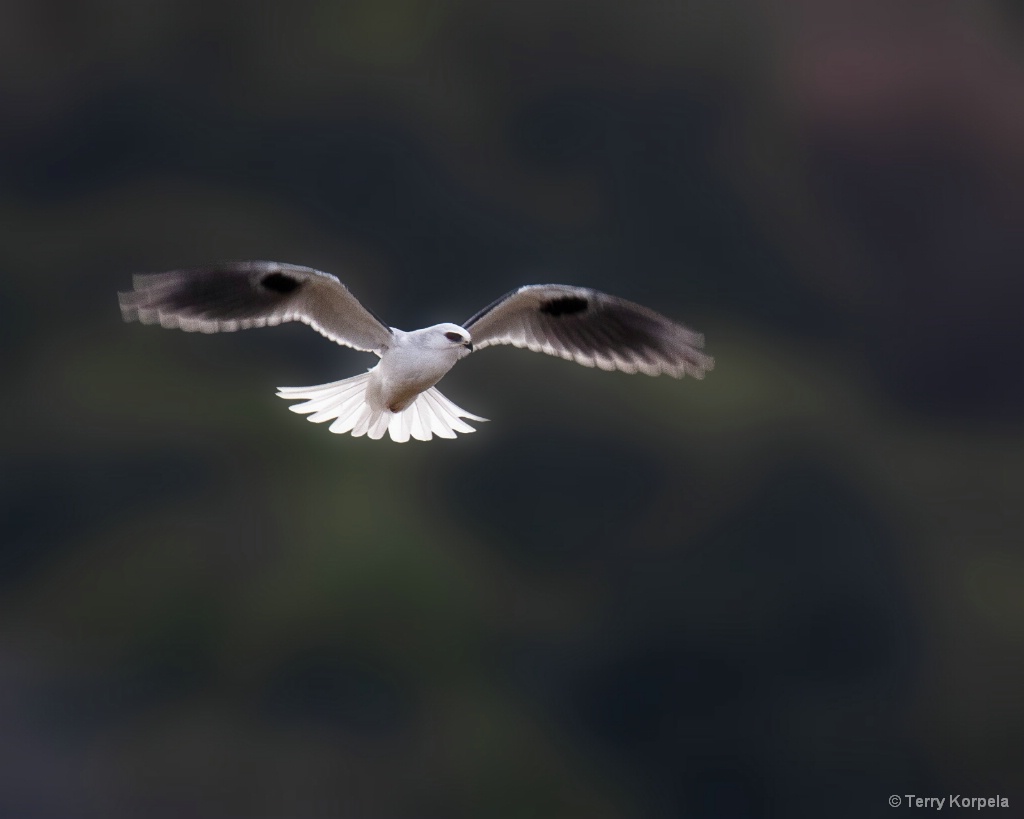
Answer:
[420,323,474,356]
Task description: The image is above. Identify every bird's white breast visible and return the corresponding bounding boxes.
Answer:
[373,333,462,412]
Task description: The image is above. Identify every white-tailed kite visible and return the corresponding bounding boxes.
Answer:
[118,261,713,442]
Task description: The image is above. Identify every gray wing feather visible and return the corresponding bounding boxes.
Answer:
[118,261,393,353]
[464,284,713,378]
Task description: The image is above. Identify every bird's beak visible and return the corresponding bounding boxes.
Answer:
[464,341,474,352]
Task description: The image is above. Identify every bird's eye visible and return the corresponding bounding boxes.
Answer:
[444,332,464,342]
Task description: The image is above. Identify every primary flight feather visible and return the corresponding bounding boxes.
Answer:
[118,261,714,442]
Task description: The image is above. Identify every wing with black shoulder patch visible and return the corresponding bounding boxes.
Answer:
[118,261,393,353]
[463,284,713,377]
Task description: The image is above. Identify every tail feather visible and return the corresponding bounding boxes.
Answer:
[389,404,413,443]
[367,409,391,440]
[351,405,376,438]
[409,402,430,442]
[417,395,453,440]
[423,390,480,433]
[421,395,458,439]
[328,403,370,435]
[308,390,364,424]
[276,372,487,442]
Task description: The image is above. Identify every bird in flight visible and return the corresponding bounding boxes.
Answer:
[119,261,713,442]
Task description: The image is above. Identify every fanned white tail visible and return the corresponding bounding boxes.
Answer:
[276,372,487,442]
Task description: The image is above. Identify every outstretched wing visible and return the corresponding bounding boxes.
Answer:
[464,284,713,377]
[118,261,393,353]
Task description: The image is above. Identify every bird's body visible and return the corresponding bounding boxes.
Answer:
[370,325,473,412]
[118,261,713,441]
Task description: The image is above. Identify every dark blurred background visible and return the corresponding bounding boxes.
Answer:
[2,1,1023,817]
